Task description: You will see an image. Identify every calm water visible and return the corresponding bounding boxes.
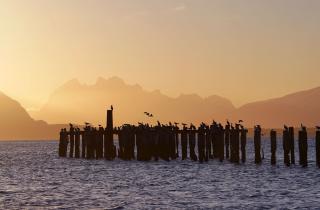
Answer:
[0,139,320,209]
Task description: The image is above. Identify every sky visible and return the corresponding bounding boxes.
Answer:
[1,0,320,110]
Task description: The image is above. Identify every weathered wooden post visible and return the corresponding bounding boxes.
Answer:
[129,126,136,160]
[198,126,205,163]
[169,127,177,160]
[298,126,308,167]
[81,130,86,158]
[69,125,75,158]
[316,128,320,168]
[105,109,116,160]
[229,127,234,162]
[254,125,262,164]
[181,126,188,160]
[58,129,64,157]
[283,126,290,166]
[175,126,179,158]
[218,124,225,162]
[240,127,247,163]
[86,127,94,159]
[189,126,198,161]
[96,126,104,159]
[225,124,230,159]
[234,125,240,163]
[289,127,295,164]
[270,129,277,165]
[205,127,211,161]
[75,128,80,158]
[63,129,69,157]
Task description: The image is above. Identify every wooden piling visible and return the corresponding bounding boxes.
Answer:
[234,126,240,164]
[69,126,75,158]
[58,129,64,157]
[240,128,247,163]
[298,127,308,167]
[75,128,80,158]
[218,125,225,162]
[225,125,230,159]
[289,127,295,164]
[316,130,320,168]
[105,109,115,160]
[283,127,290,166]
[254,125,262,164]
[189,128,197,161]
[198,126,205,163]
[205,127,211,161]
[270,130,277,165]
[181,127,188,160]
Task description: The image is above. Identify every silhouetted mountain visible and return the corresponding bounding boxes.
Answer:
[31,77,236,126]
[231,87,320,128]
[0,91,64,140]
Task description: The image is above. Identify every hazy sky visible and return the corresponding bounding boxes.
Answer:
[1,0,320,110]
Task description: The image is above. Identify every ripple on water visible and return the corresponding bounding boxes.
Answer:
[0,140,320,209]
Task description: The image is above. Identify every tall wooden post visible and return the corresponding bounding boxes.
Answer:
[189,128,197,161]
[75,128,80,158]
[240,128,247,163]
[234,126,240,164]
[270,130,277,165]
[198,126,205,163]
[298,127,308,167]
[316,129,320,168]
[219,125,225,162]
[81,130,86,158]
[254,125,262,164]
[105,109,115,160]
[69,126,75,158]
[58,129,64,157]
[181,127,188,160]
[225,125,230,159]
[289,127,295,164]
[283,127,290,166]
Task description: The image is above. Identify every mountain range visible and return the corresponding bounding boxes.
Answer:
[1,76,320,140]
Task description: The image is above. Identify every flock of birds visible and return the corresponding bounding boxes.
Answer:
[79,106,320,131]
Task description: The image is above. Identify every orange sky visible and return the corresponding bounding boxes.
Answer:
[1,0,320,110]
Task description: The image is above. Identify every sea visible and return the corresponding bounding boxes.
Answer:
[0,139,320,209]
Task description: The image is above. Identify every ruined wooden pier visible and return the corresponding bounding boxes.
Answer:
[58,109,320,167]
